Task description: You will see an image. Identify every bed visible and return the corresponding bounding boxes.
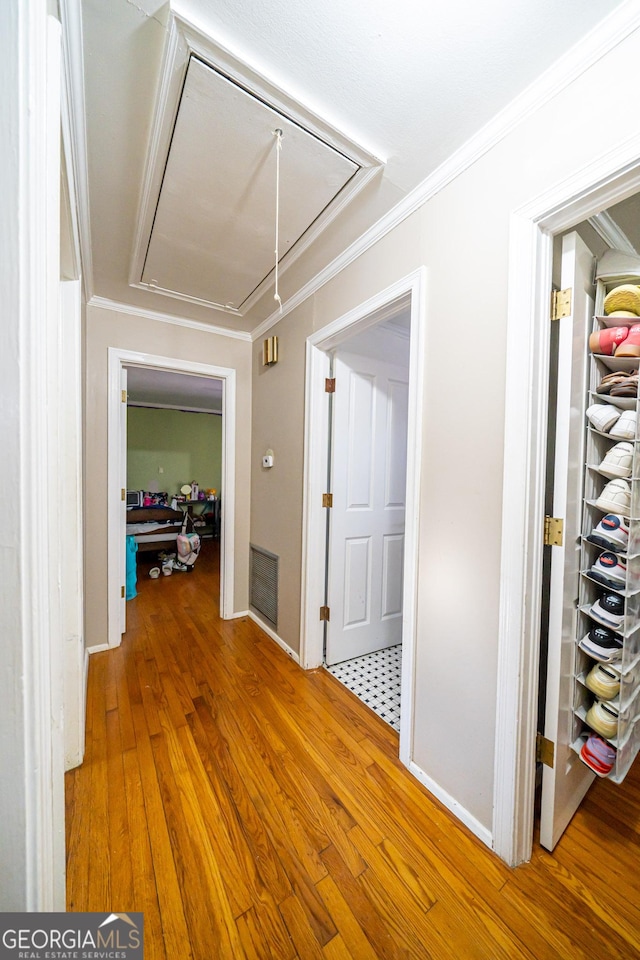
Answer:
[126,505,184,552]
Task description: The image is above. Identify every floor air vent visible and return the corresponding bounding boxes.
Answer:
[250,544,279,629]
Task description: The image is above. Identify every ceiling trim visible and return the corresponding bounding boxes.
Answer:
[251,0,640,342]
[128,6,383,317]
[60,0,93,299]
[88,295,252,341]
[129,279,244,317]
[588,210,639,256]
[127,400,222,415]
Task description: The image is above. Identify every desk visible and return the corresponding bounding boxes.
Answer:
[176,498,220,538]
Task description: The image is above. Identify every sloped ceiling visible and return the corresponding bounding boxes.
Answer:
[81,0,628,333]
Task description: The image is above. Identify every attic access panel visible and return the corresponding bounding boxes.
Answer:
[140,56,359,312]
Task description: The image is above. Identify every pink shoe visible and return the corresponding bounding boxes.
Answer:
[589,327,629,356]
[615,322,640,357]
[580,733,616,776]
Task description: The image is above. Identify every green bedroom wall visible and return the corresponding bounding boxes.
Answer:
[127,407,222,497]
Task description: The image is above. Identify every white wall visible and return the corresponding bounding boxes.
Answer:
[251,24,640,835]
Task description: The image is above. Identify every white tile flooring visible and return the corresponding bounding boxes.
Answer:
[325,645,402,732]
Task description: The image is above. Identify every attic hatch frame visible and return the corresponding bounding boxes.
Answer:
[129,8,384,319]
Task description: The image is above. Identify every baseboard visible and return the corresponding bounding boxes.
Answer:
[225,609,250,620]
[87,642,110,654]
[408,760,493,850]
[247,611,301,665]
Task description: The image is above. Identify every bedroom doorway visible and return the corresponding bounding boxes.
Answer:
[124,365,223,587]
[107,349,238,648]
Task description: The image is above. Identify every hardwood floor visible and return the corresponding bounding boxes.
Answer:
[66,541,640,958]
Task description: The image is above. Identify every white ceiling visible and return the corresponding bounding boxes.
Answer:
[80,0,628,333]
[126,366,223,413]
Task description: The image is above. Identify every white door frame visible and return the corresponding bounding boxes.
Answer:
[300,267,426,767]
[107,348,237,648]
[494,134,640,866]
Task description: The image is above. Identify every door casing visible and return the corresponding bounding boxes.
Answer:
[495,136,640,865]
[300,267,427,768]
[107,348,237,648]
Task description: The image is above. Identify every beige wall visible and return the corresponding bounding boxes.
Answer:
[250,27,640,832]
[251,301,313,645]
[84,305,252,648]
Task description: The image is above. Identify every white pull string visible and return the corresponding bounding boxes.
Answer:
[273,128,283,313]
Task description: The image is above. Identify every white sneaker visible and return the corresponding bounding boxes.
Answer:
[587,514,630,552]
[598,442,634,479]
[586,403,621,433]
[610,409,637,440]
[589,551,627,588]
[596,478,631,516]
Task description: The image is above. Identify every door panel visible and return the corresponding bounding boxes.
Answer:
[382,534,404,618]
[347,372,375,508]
[326,352,408,665]
[386,380,409,506]
[539,231,596,851]
[344,537,371,627]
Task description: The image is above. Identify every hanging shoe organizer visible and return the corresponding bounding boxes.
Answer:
[574,272,640,781]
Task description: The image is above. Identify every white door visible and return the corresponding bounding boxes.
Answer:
[120,366,128,635]
[540,231,596,850]
[326,351,408,665]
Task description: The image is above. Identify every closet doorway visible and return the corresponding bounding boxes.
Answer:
[324,322,410,732]
[537,201,640,851]
[497,149,640,866]
[300,267,426,767]
[107,349,237,648]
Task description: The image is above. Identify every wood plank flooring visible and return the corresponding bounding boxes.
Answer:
[66,541,640,958]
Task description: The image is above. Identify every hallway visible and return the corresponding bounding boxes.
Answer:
[65,541,640,959]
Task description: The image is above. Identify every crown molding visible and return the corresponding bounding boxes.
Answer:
[88,296,252,341]
[59,0,93,299]
[251,0,640,341]
[588,209,639,256]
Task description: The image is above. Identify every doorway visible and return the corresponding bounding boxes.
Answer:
[124,365,223,588]
[495,149,640,865]
[107,348,238,648]
[300,267,426,766]
[323,318,410,732]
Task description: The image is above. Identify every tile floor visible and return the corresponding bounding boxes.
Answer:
[325,645,402,732]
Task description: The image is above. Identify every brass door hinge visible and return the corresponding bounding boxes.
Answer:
[121,488,126,501]
[544,516,564,546]
[322,493,333,508]
[319,605,330,621]
[551,287,572,321]
[325,378,336,393]
[121,586,125,599]
[122,389,127,402]
[536,733,555,768]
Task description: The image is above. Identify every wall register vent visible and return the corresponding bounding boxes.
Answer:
[250,544,279,629]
